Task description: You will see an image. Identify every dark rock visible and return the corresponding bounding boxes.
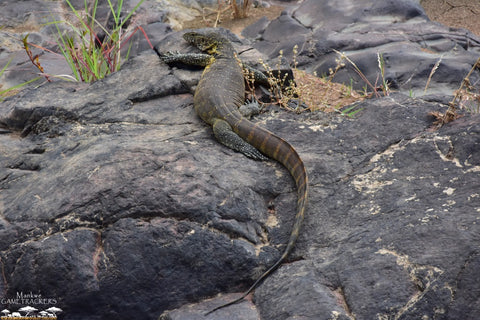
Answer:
[2,229,102,316]
[241,16,270,39]
[442,251,480,318]
[262,14,308,43]
[255,261,352,320]
[250,0,480,97]
[1,1,480,320]
[0,51,275,319]
[0,0,61,28]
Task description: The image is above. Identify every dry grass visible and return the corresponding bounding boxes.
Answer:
[230,0,251,19]
[253,46,367,116]
[289,69,364,113]
[429,56,480,127]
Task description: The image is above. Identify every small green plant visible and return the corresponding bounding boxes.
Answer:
[42,0,150,82]
[338,104,363,118]
[377,52,389,96]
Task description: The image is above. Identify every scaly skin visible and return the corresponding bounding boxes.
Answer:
[156,31,309,314]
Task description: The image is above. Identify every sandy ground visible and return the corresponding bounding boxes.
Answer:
[420,0,480,36]
[181,3,284,35]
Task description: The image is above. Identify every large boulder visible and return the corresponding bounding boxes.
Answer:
[1,1,479,320]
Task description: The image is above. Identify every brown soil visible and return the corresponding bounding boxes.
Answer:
[181,3,285,36]
[421,0,480,36]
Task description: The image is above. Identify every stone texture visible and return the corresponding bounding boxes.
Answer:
[246,0,480,98]
[1,1,480,320]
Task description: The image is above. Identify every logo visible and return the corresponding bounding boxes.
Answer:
[1,292,62,319]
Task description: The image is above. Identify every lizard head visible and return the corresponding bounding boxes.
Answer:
[183,31,229,55]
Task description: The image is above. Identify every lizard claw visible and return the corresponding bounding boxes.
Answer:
[239,99,262,119]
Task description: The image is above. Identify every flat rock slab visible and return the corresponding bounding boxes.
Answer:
[245,0,480,97]
[1,1,480,320]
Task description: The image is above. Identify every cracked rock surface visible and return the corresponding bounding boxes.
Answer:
[1,0,480,320]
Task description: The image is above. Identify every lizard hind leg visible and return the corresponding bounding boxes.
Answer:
[212,118,268,161]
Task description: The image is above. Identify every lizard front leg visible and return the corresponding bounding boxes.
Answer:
[212,118,268,161]
[154,49,214,67]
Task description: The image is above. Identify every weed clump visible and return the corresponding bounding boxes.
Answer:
[23,0,150,83]
[249,45,367,117]
[201,0,252,27]
[429,57,480,127]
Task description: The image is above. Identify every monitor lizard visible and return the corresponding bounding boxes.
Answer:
[155,30,309,315]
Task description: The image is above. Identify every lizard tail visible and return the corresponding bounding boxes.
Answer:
[204,254,286,316]
[205,118,308,315]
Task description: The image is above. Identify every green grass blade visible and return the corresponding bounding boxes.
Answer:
[52,19,81,81]
[39,0,147,82]
[119,0,145,29]
[339,105,363,118]
[0,58,12,77]
[106,0,119,27]
[0,77,42,101]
